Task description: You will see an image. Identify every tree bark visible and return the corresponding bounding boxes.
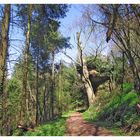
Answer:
[58,62,63,115]
[76,32,95,106]
[128,52,140,93]
[21,4,32,125]
[50,51,55,119]
[121,51,125,91]
[43,82,48,122]
[0,4,11,136]
[35,48,39,125]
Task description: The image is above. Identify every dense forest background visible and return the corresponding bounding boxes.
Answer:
[0,4,140,136]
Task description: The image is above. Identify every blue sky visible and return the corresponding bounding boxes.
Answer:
[8,4,110,77]
[8,4,84,76]
[61,4,110,57]
[56,4,84,64]
[8,17,25,76]
[56,4,109,63]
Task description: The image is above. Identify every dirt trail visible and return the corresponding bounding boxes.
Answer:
[66,112,113,136]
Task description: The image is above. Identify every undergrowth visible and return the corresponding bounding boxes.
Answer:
[83,83,140,135]
[25,118,66,136]
[13,111,74,136]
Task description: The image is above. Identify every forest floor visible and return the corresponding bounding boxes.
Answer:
[66,112,113,136]
[22,111,126,136]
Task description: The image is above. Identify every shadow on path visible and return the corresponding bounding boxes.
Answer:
[66,112,113,136]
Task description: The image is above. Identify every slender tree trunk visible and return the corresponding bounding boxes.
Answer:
[43,83,47,122]
[128,53,140,93]
[121,51,125,92]
[125,12,140,94]
[0,5,11,136]
[21,4,32,125]
[50,51,55,119]
[58,62,62,115]
[35,47,43,124]
[27,81,36,124]
[35,50,39,125]
[76,32,95,106]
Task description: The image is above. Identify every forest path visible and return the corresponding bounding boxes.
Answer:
[66,112,113,136]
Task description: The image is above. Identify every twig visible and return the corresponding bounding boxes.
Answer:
[61,50,80,65]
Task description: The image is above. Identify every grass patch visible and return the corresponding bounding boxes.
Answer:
[82,83,140,135]
[62,110,75,118]
[23,117,66,136]
[21,110,75,136]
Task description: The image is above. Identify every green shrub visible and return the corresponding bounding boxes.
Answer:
[12,129,25,136]
[83,104,100,121]
[24,117,66,136]
[83,83,139,132]
[123,83,133,93]
[121,91,139,106]
[99,89,139,127]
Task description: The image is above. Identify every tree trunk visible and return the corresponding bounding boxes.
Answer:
[35,49,39,125]
[21,4,32,125]
[128,53,140,93]
[35,46,44,124]
[50,51,55,119]
[0,4,11,136]
[58,62,63,115]
[121,51,125,92]
[43,83,47,122]
[76,32,95,106]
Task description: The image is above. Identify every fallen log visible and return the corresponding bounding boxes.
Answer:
[17,124,34,132]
